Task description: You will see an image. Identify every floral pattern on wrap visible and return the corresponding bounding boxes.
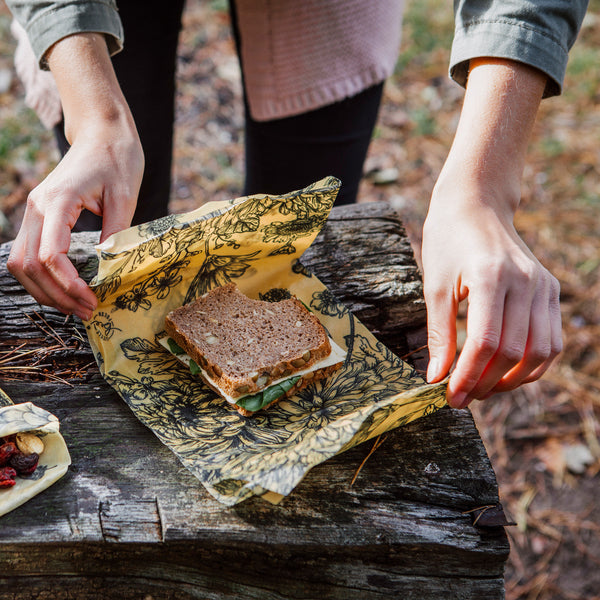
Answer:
[84,177,447,505]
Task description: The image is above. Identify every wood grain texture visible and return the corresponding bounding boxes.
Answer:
[304,202,428,365]
[0,203,508,599]
[0,203,427,368]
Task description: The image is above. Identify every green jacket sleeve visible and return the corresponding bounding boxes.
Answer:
[6,0,124,68]
[450,0,589,97]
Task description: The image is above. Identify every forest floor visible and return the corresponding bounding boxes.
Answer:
[1,1,599,598]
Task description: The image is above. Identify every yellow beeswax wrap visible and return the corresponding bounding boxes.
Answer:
[0,392,71,518]
[84,177,447,505]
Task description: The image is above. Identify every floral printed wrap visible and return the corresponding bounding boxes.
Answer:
[84,177,447,505]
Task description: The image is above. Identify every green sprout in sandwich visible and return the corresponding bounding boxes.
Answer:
[234,376,301,412]
[167,338,185,356]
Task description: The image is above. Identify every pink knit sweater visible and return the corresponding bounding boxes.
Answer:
[235,0,405,120]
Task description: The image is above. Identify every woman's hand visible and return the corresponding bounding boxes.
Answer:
[423,184,562,408]
[6,33,143,320]
[7,120,143,319]
[423,58,562,408]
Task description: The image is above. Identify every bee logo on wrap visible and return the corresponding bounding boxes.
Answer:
[88,311,121,341]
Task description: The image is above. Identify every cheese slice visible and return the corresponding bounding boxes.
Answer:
[158,334,346,405]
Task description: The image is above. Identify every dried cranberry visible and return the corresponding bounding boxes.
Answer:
[0,466,17,488]
[10,452,39,476]
[0,442,18,467]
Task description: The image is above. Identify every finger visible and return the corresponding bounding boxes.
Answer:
[447,288,505,408]
[24,226,92,318]
[467,287,533,399]
[7,226,58,309]
[40,203,97,315]
[99,189,137,243]
[424,284,459,383]
[11,190,93,317]
[490,275,562,393]
[12,201,72,309]
[520,300,562,383]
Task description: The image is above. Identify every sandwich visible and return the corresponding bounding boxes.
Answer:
[162,283,346,416]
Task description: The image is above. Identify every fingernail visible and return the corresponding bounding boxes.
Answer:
[82,300,97,312]
[75,309,92,321]
[457,398,471,410]
[449,391,468,409]
[427,358,440,383]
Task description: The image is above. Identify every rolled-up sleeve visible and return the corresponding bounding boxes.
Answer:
[450,0,589,97]
[6,0,124,68]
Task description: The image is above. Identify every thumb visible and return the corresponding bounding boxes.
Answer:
[99,193,137,243]
[424,287,458,383]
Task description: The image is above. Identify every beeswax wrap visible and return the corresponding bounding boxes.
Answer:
[84,177,447,505]
[0,393,71,518]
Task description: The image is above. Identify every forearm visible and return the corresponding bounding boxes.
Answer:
[46,32,136,144]
[436,58,546,217]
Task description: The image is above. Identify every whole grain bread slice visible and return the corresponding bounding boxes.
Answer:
[164,283,336,400]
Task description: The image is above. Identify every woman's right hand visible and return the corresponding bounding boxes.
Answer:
[6,33,144,320]
[422,58,561,408]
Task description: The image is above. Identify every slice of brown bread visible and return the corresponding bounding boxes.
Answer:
[165,283,336,400]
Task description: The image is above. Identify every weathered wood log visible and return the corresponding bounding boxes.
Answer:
[303,202,428,366]
[0,202,508,599]
[0,202,427,371]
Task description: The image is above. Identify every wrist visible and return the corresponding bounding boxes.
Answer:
[427,162,521,236]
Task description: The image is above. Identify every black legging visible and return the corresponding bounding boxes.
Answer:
[58,0,383,230]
